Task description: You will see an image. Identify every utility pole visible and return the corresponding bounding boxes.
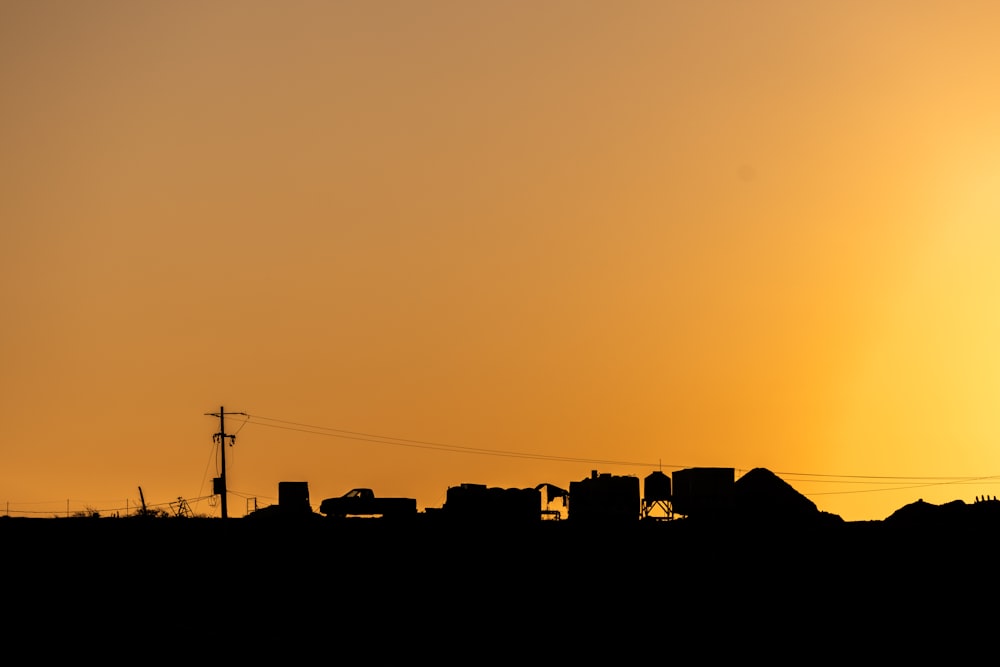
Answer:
[206,406,247,519]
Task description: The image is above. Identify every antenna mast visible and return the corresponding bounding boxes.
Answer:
[206,406,246,519]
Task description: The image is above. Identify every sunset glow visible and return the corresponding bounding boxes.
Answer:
[4,1,1000,522]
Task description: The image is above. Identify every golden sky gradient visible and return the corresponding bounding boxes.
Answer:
[4,1,1000,521]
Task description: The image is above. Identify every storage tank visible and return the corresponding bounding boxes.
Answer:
[644,471,671,502]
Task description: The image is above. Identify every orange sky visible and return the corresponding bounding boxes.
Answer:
[4,1,1000,522]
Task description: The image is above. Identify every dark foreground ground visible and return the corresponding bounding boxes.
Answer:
[4,504,999,659]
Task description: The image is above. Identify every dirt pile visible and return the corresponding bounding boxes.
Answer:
[732,467,841,525]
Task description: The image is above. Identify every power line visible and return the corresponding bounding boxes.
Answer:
[235,413,680,469]
[772,470,995,481]
[6,405,998,515]
[233,413,1000,496]
[803,473,1000,496]
[777,475,1000,487]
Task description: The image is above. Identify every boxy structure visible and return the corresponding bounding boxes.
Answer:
[568,470,640,523]
[671,467,735,518]
[443,483,542,523]
[278,481,312,514]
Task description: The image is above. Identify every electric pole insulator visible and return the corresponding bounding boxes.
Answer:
[205,406,247,519]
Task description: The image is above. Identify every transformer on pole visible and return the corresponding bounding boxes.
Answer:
[206,406,246,519]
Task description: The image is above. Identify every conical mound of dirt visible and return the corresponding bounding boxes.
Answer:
[733,467,820,520]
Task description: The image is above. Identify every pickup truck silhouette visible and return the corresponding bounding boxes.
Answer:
[318,488,417,519]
